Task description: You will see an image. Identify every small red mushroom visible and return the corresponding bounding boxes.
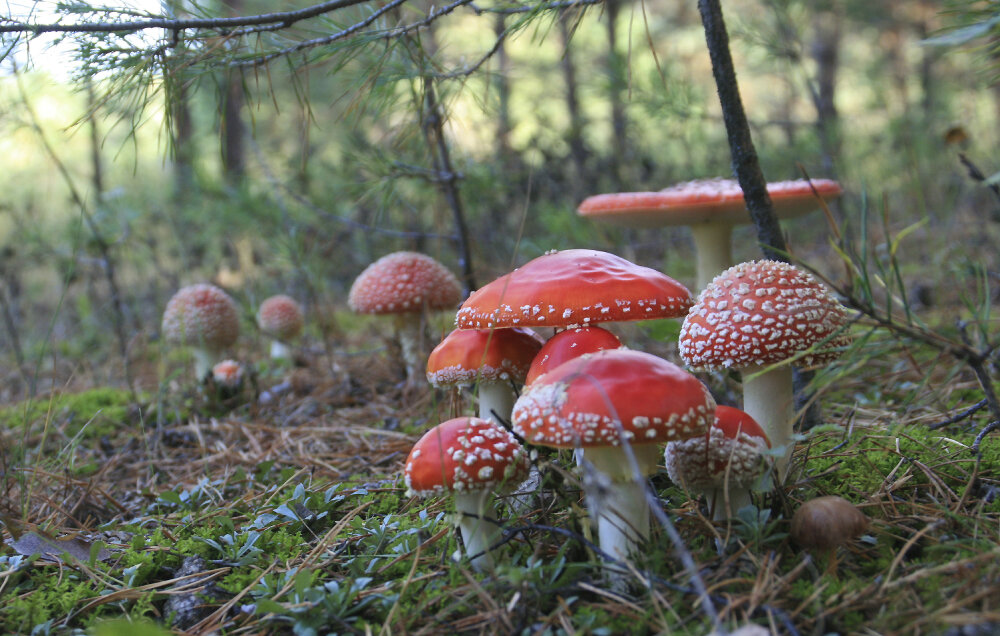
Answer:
[162,284,241,379]
[427,327,543,424]
[664,405,771,519]
[679,260,850,477]
[404,416,530,571]
[349,252,462,383]
[257,295,304,360]
[578,178,843,289]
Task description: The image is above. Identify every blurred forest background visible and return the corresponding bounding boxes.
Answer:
[1,0,998,400]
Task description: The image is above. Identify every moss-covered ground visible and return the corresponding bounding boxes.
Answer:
[0,314,998,636]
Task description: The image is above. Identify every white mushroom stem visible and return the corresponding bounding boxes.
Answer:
[453,490,501,572]
[741,364,794,479]
[705,487,754,521]
[393,314,425,383]
[192,348,215,380]
[269,340,292,360]
[477,381,518,425]
[689,223,735,290]
[581,445,660,561]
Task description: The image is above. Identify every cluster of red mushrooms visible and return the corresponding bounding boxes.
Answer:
[159,177,868,579]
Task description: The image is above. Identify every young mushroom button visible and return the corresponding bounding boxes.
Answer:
[404,416,530,572]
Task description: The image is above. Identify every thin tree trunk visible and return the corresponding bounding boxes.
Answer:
[164,0,196,200]
[221,0,246,185]
[559,13,588,199]
[86,79,104,200]
[811,9,841,180]
[605,0,627,188]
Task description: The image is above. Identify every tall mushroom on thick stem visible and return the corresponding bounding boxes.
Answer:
[162,284,241,380]
[578,178,842,290]
[349,252,462,384]
[404,416,529,572]
[512,349,715,566]
[679,260,850,479]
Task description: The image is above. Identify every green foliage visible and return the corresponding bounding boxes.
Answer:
[0,388,139,439]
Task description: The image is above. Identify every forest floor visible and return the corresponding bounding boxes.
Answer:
[0,317,998,636]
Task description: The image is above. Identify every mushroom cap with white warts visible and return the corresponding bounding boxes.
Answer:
[162,284,240,351]
[664,405,770,492]
[257,295,304,341]
[455,249,692,329]
[511,349,715,453]
[679,260,850,370]
[404,417,530,498]
[426,327,543,387]
[349,251,462,315]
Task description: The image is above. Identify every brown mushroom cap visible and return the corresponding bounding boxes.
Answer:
[404,416,530,497]
[426,327,544,387]
[577,178,843,228]
[348,251,462,315]
[456,249,692,329]
[257,295,304,341]
[512,348,715,450]
[664,405,770,492]
[790,495,868,551]
[162,284,240,351]
[679,260,850,370]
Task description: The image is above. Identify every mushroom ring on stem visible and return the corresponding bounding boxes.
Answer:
[511,349,715,563]
[679,260,850,478]
[404,416,530,572]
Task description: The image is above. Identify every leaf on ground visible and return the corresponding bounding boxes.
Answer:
[9,531,112,562]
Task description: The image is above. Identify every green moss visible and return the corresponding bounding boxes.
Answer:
[0,387,143,439]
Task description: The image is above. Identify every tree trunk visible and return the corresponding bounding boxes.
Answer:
[221,0,246,185]
[163,0,196,200]
[559,13,588,199]
[605,0,627,188]
[86,79,104,200]
[811,8,841,179]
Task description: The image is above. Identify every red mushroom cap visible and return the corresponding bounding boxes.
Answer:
[404,416,530,497]
[524,326,622,386]
[257,295,304,341]
[211,359,245,389]
[512,349,715,449]
[455,249,692,329]
[426,327,544,387]
[664,405,770,491]
[577,178,843,228]
[162,284,240,351]
[679,260,850,370]
[348,251,462,315]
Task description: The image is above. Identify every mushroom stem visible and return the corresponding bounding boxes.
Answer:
[394,314,425,383]
[689,223,735,290]
[582,445,660,559]
[477,382,518,425]
[192,349,215,380]
[741,364,794,478]
[706,486,753,521]
[453,490,500,572]
[269,340,292,360]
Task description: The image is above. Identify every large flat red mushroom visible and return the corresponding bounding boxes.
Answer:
[578,178,842,290]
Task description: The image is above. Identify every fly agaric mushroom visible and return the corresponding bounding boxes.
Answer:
[790,495,868,576]
[664,405,770,520]
[512,349,715,563]
[524,326,623,386]
[162,284,241,379]
[679,260,850,478]
[427,327,543,424]
[349,252,463,383]
[257,295,304,360]
[578,178,842,290]
[455,249,692,331]
[404,416,530,572]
